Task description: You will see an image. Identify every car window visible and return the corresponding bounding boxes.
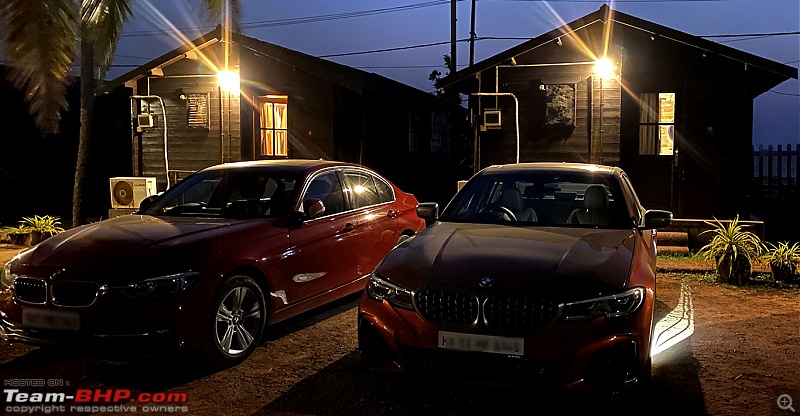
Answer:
[344,171,382,209]
[142,169,298,218]
[441,171,633,229]
[302,172,347,216]
[374,176,395,203]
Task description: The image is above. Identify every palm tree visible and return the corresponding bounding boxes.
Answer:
[0,0,240,226]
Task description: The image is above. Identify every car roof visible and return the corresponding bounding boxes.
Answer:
[480,162,623,176]
[200,159,364,174]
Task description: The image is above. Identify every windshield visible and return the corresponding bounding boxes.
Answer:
[141,168,299,219]
[440,171,634,229]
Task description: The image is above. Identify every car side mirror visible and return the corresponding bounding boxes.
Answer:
[303,199,326,220]
[641,210,672,230]
[416,202,439,227]
[138,194,159,212]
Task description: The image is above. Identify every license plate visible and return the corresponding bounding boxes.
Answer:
[438,331,524,356]
[22,308,80,331]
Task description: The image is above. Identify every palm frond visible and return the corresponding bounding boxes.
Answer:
[0,0,79,134]
[198,0,241,31]
[82,0,133,79]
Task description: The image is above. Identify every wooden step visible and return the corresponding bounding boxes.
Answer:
[658,231,688,247]
[658,245,690,255]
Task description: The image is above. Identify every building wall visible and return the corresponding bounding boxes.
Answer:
[468,21,759,218]
[474,28,622,169]
[133,43,241,191]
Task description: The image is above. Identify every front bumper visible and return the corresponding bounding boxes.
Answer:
[357,289,653,393]
[0,283,210,352]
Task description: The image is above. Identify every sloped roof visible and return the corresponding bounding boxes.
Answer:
[98,26,447,105]
[438,5,796,90]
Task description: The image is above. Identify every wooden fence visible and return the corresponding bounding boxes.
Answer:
[753,144,799,199]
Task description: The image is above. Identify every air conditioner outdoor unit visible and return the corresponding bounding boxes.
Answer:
[109,177,157,209]
[137,113,154,128]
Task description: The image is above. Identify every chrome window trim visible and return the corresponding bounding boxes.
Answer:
[295,166,397,223]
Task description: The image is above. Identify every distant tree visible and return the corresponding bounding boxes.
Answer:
[429,54,460,103]
[0,0,240,226]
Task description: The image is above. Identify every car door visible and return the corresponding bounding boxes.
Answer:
[342,169,402,276]
[285,170,359,304]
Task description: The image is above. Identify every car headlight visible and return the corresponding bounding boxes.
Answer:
[116,271,200,298]
[366,272,413,309]
[561,287,645,320]
[1,261,15,289]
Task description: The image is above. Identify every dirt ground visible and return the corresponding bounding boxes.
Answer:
[1,244,799,415]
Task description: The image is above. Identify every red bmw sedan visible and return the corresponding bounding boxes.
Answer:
[1,160,424,366]
[358,163,672,393]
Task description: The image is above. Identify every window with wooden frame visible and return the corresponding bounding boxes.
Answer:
[258,95,288,157]
[187,93,210,128]
[639,93,676,155]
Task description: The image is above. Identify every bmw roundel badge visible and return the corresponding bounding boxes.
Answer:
[479,276,494,288]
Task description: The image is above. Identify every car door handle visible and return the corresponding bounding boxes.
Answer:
[387,210,398,218]
[340,223,355,233]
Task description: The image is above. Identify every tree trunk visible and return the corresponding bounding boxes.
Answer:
[74,32,95,227]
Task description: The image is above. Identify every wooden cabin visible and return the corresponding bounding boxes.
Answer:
[98,26,459,203]
[437,5,796,218]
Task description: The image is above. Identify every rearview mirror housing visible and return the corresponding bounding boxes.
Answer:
[303,199,326,220]
[416,202,439,226]
[641,210,673,230]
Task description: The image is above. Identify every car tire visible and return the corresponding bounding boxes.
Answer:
[199,274,267,368]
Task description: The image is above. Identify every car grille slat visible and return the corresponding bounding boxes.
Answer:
[413,289,479,327]
[483,295,561,331]
[14,278,47,304]
[413,288,561,331]
[52,282,100,307]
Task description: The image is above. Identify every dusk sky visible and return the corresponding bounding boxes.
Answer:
[111,0,799,147]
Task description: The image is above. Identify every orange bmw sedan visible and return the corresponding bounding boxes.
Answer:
[358,163,672,393]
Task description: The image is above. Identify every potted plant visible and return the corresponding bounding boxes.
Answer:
[20,215,65,246]
[2,225,30,246]
[765,241,800,283]
[698,215,765,286]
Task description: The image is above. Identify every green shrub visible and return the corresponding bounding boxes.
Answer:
[20,215,65,234]
[765,241,800,283]
[698,215,765,286]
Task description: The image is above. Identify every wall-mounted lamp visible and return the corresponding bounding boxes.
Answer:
[217,71,240,93]
[556,37,563,46]
[150,67,164,76]
[594,58,615,79]
[183,50,198,60]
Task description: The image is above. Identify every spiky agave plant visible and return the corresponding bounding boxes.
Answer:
[765,241,800,283]
[698,215,765,285]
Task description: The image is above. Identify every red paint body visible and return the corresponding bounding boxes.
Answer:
[0,160,424,356]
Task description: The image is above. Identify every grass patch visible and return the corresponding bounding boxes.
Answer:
[657,251,703,261]
[662,270,800,294]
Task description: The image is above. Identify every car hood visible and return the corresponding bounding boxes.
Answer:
[14,215,273,278]
[377,222,637,300]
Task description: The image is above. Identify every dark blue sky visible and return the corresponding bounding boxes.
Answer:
[112,0,799,146]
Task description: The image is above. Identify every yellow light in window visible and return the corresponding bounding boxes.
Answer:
[218,71,240,93]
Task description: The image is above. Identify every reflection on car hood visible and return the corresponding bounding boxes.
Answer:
[378,222,636,300]
[20,215,270,267]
